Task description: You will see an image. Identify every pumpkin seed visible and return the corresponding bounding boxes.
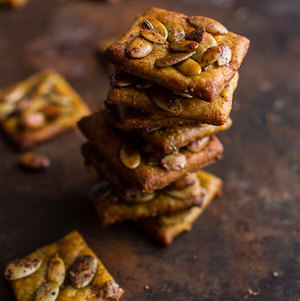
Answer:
[145,18,168,39]
[47,253,66,287]
[165,21,185,43]
[188,16,228,35]
[145,153,163,166]
[148,88,183,114]
[142,18,154,31]
[5,257,42,280]
[191,44,206,61]
[169,40,198,52]
[217,43,232,66]
[199,32,217,49]
[155,52,195,67]
[2,85,28,104]
[157,210,191,226]
[101,280,124,299]
[187,136,210,152]
[112,72,137,88]
[164,179,201,200]
[135,79,153,89]
[20,111,46,130]
[176,58,202,76]
[122,192,156,203]
[160,153,186,171]
[173,91,194,99]
[186,28,206,43]
[126,37,154,58]
[34,281,59,301]
[68,255,97,289]
[43,105,63,119]
[167,173,197,190]
[20,152,50,170]
[199,46,222,68]
[140,29,166,44]
[120,144,141,169]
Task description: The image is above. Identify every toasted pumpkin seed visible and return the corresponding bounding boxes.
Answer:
[191,44,206,61]
[173,91,194,98]
[126,37,153,58]
[187,136,210,152]
[199,46,222,68]
[148,88,183,114]
[20,111,46,130]
[140,29,166,44]
[164,179,201,200]
[155,52,195,67]
[199,32,217,49]
[217,43,232,66]
[43,105,63,119]
[142,18,154,31]
[34,281,59,301]
[165,21,185,43]
[5,257,42,280]
[135,79,153,89]
[161,153,186,171]
[167,173,197,190]
[176,58,202,76]
[20,152,50,170]
[68,255,97,289]
[188,16,228,35]
[120,144,141,169]
[122,192,156,203]
[47,253,65,287]
[145,18,168,39]
[186,28,206,43]
[169,40,198,52]
[112,72,137,88]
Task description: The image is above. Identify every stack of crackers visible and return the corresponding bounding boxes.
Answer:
[79,7,250,245]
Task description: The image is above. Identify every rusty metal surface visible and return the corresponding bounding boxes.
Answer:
[0,0,299,300]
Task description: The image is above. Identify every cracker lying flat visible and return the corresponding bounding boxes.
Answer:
[138,170,223,245]
[106,72,239,126]
[106,7,249,101]
[78,109,224,192]
[5,231,124,301]
[0,69,90,149]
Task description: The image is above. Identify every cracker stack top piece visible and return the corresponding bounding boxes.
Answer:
[106,7,250,102]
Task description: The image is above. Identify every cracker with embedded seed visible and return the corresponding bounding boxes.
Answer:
[137,170,222,245]
[105,7,249,102]
[0,69,90,149]
[78,109,224,192]
[5,231,124,301]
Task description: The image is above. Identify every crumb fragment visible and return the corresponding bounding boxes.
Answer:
[20,152,50,170]
[144,285,150,290]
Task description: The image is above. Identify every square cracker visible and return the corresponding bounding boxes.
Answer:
[138,170,223,245]
[78,109,224,192]
[105,7,249,101]
[106,72,239,126]
[0,69,90,149]
[6,231,124,301]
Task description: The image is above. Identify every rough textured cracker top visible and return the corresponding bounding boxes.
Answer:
[105,7,250,102]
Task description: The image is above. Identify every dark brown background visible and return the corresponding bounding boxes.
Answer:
[0,0,299,300]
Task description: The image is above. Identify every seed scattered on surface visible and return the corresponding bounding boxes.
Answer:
[187,136,210,152]
[112,72,137,88]
[140,29,166,44]
[120,144,141,169]
[68,255,97,289]
[144,18,168,39]
[165,21,185,42]
[155,52,195,67]
[176,58,202,76]
[126,37,154,58]
[5,257,42,281]
[20,152,50,170]
[199,46,222,68]
[169,40,199,52]
[34,281,59,301]
[217,43,232,66]
[161,153,186,171]
[47,253,66,287]
[188,16,228,35]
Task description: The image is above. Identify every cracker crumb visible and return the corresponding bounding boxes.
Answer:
[144,285,149,290]
[272,271,279,278]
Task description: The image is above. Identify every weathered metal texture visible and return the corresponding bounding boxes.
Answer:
[0,0,299,300]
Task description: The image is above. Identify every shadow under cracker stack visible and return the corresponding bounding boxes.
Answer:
[78,7,250,245]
